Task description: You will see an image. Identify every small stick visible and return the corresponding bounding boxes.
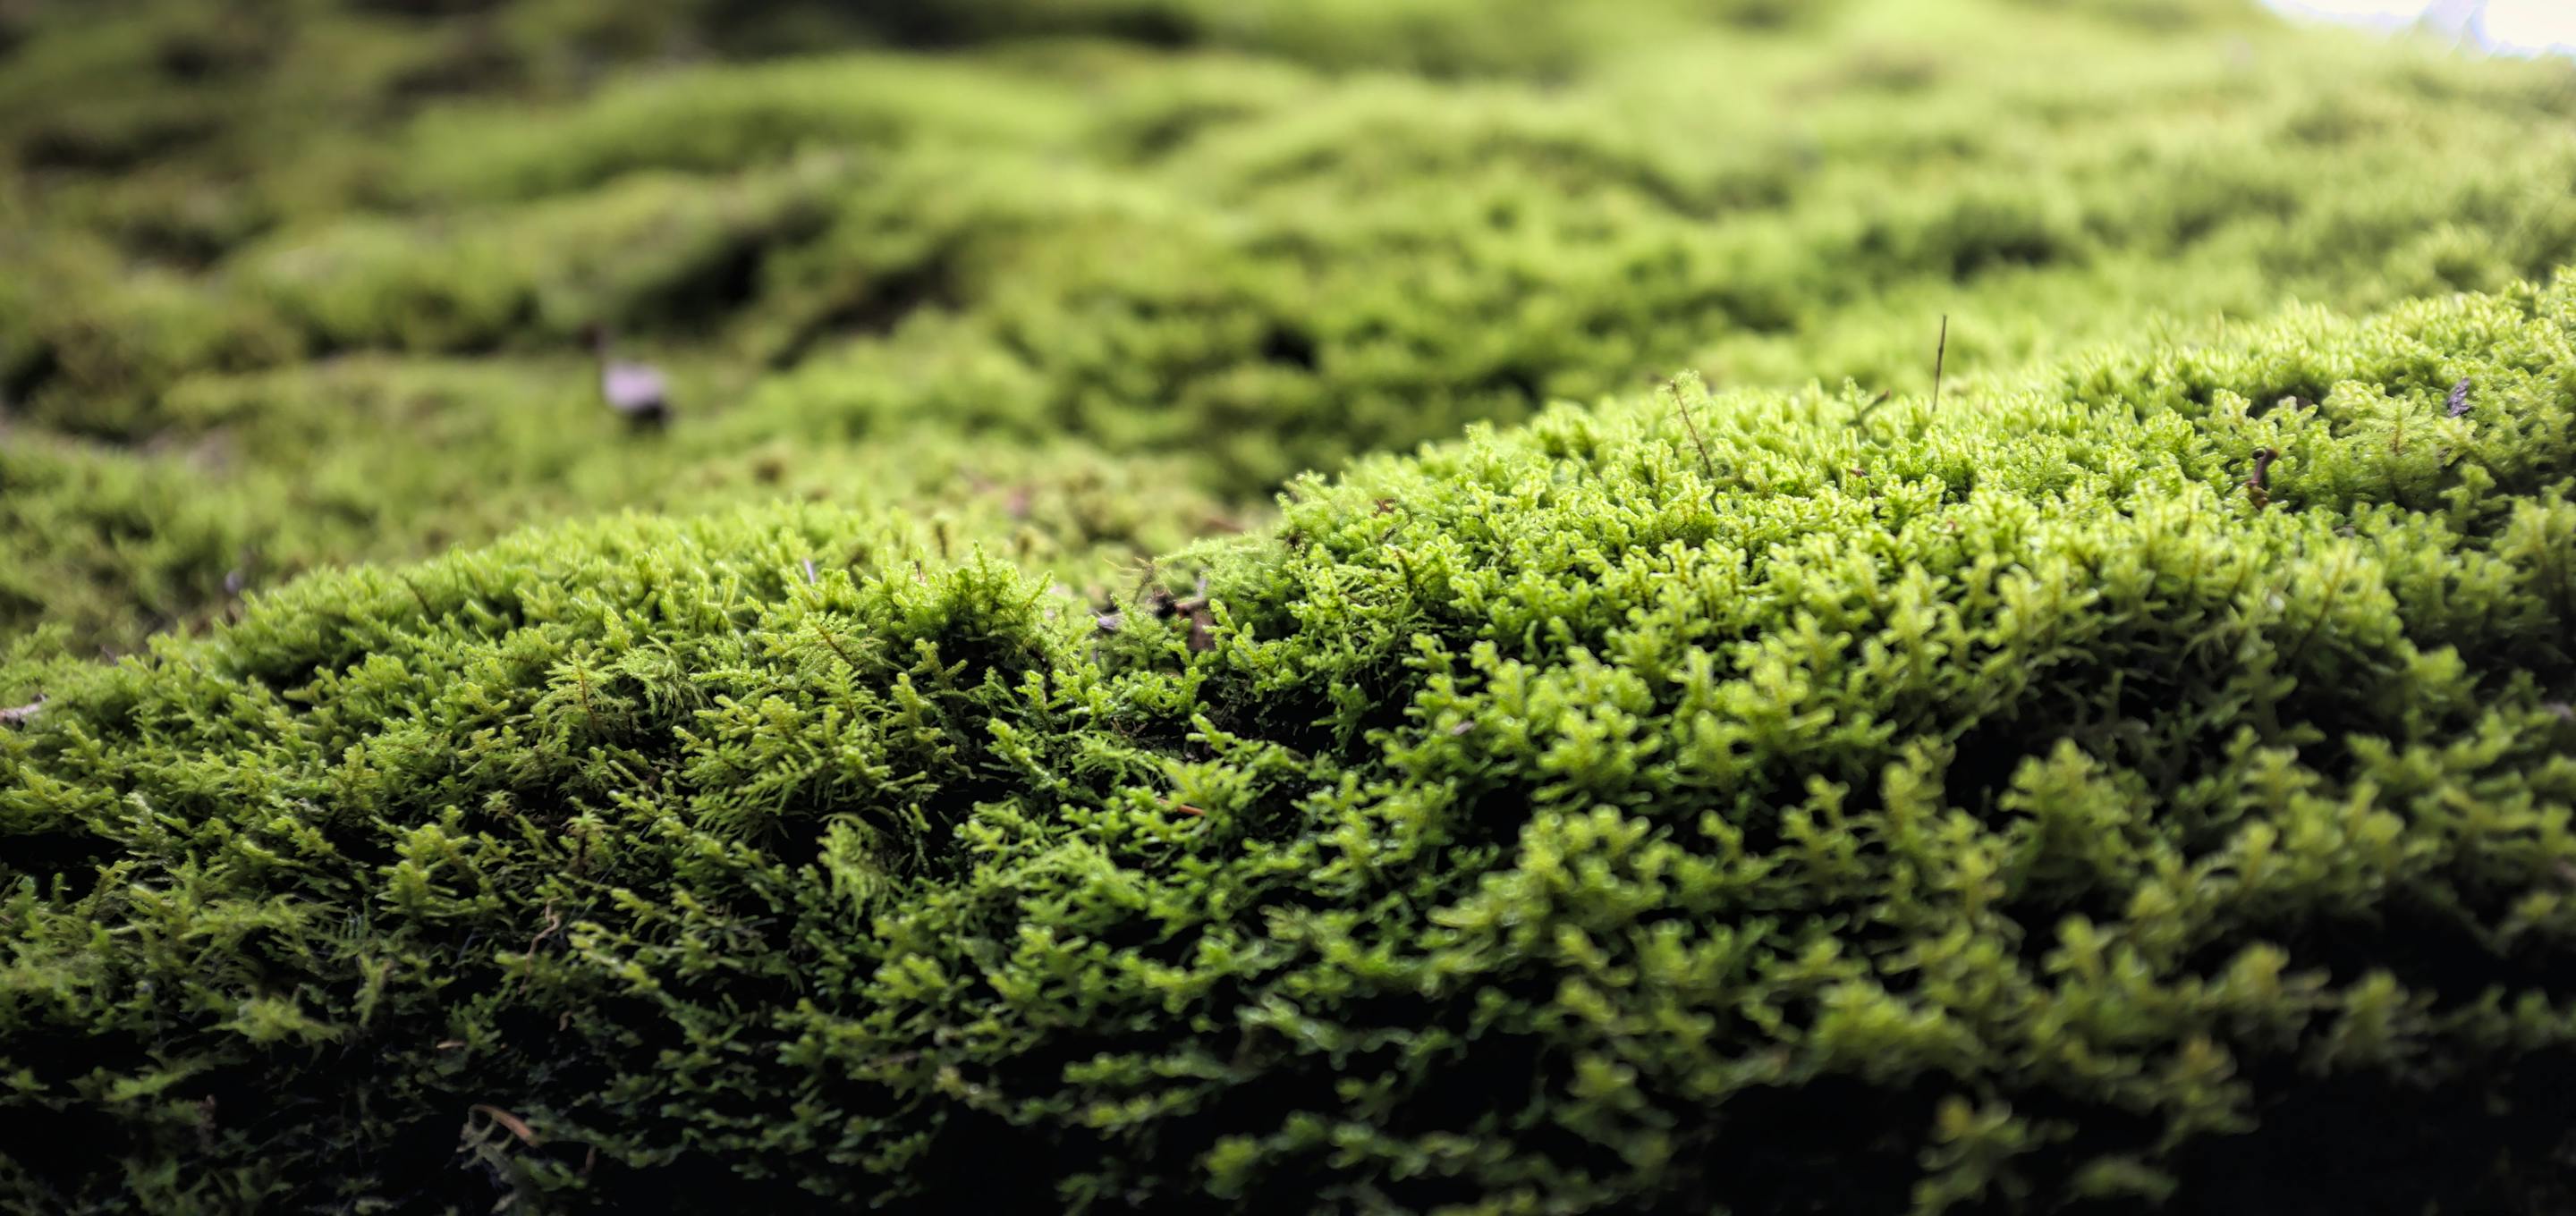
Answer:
[516,902,564,995]
[468,1104,542,1147]
[395,575,434,616]
[571,664,599,731]
[1851,388,1893,430]
[810,622,863,671]
[0,696,43,728]
[801,558,818,585]
[1672,383,1724,514]
[1931,315,1949,413]
[2246,448,2279,510]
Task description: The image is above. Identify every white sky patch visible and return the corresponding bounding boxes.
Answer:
[2486,0,2576,54]
[2265,0,2576,55]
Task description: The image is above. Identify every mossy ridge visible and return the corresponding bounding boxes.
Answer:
[0,432,247,653]
[7,274,2576,1212]
[0,351,1241,662]
[12,0,2576,654]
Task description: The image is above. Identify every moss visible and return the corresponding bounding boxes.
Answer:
[0,435,251,650]
[13,0,2576,656]
[8,1,2576,1209]
[8,266,2576,1212]
[9,4,2576,657]
[239,164,843,354]
[2,350,1233,658]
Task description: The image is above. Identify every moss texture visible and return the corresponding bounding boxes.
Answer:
[6,0,2576,1212]
[11,0,2576,655]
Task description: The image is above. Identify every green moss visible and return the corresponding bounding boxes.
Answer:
[392,57,1089,206]
[13,0,2576,657]
[240,164,843,354]
[8,269,2576,1212]
[0,435,250,649]
[8,1,2576,1209]
[2,350,1233,658]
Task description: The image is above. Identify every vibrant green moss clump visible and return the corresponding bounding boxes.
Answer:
[7,275,2576,1212]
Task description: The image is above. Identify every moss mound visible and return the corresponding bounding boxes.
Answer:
[8,277,2576,1211]
[11,0,2576,654]
[9,0,2576,1212]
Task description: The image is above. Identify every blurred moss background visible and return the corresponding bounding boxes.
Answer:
[4,0,2572,661]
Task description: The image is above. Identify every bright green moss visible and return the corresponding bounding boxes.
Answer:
[7,272,2576,1212]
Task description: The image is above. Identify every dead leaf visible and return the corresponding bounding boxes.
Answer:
[2446,377,2473,418]
[0,697,44,728]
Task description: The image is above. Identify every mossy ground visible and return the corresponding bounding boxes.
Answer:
[5,1,2576,1212]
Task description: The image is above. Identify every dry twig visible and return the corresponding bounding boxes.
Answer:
[468,1104,542,1147]
[1672,383,1724,513]
[2245,448,2280,510]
